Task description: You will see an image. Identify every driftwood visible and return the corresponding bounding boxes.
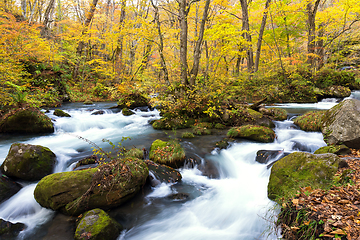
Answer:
[249,97,268,111]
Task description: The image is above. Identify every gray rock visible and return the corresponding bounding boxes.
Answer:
[322,99,360,148]
[0,176,22,203]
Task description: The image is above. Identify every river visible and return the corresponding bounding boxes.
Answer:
[0,95,352,240]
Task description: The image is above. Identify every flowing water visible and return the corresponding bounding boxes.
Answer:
[0,93,356,240]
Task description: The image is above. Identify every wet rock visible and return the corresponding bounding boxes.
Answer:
[314,145,351,156]
[54,109,71,117]
[0,108,54,133]
[34,158,148,216]
[1,143,56,181]
[215,139,229,149]
[74,155,98,170]
[0,176,22,203]
[168,193,189,201]
[91,110,105,115]
[75,208,122,240]
[227,125,275,143]
[256,150,284,164]
[84,100,93,105]
[145,160,182,187]
[268,152,340,203]
[260,107,288,121]
[122,108,134,116]
[149,140,186,168]
[124,148,144,159]
[116,93,150,109]
[0,219,25,238]
[322,99,360,148]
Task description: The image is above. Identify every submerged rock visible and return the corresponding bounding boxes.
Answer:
[0,218,25,238]
[54,109,71,117]
[91,110,105,115]
[34,158,148,216]
[0,176,22,203]
[322,99,360,148]
[1,143,56,181]
[227,125,275,143]
[268,152,340,202]
[145,160,182,187]
[0,108,54,133]
[149,140,186,168]
[122,108,134,116]
[75,208,122,240]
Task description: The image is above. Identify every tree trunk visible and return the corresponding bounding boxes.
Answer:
[40,0,55,38]
[179,0,189,87]
[189,0,210,86]
[239,0,254,72]
[254,0,271,72]
[150,0,170,86]
[114,0,126,81]
[306,0,321,69]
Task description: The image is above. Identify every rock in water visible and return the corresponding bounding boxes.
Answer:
[145,160,182,187]
[0,218,25,238]
[0,176,22,203]
[75,209,122,240]
[54,109,71,117]
[34,158,148,216]
[1,143,56,181]
[322,99,360,148]
[267,152,340,202]
[0,108,54,133]
[227,125,275,143]
[149,140,186,168]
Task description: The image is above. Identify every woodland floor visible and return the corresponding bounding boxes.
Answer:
[281,149,360,239]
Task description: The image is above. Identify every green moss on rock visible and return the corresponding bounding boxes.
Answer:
[182,132,195,138]
[314,145,351,155]
[124,148,144,159]
[227,125,275,143]
[0,108,54,133]
[1,143,56,181]
[84,100,93,105]
[117,93,149,109]
[54,109,71,117]
[293,110,326,132]
[75,208,122,240]
[122,108,135,116]
[267,152,340,203]
[149,139,186,168]
[267,108,288,121]
[152,117,195,130]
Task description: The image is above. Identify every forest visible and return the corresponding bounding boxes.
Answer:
[0,0,360,115]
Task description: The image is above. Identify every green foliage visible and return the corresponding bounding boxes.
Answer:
[182,132,195,138]
[293,111,326,132]
[314,68,358,89]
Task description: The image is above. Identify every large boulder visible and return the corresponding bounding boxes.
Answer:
[224,106,275,128]
[34,158,148,216]
[268,152,340,202]
[293,110,325,132]
[322,99,360,148]
[1,143,56,181]
[0,218,25,238]
[145,160,182,187]
[0,108,54,133]
[0,176,22,203]
[74,208,122,240]
[149,140,186,168]
[227,125,275,143]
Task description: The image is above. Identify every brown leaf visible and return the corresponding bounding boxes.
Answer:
[330,229,346,235]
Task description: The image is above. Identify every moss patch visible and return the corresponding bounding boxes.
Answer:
[227,125,275,143]
[122,108,134,116]
[267,108,287,121]
[54,109,71,117]
[124,148,143,159]
[182,132,195,138]
[293,110,326,132]
[267,152,340,203]
[149,139,186,168]
[314,145,351,155]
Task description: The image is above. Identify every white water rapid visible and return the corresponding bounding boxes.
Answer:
[0,100,335,240]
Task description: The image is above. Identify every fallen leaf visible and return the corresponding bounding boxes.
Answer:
[330,229,346,235]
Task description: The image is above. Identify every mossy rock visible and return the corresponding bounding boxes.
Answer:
[268,152,340,203]
[215,139,230,149]
[266,108,288,121]
[124,148,144,159]
[193,126,211,135]
[34,158,148,216]
[225,106,274,128]
[1,143,56,181]
[84,100,93,105]
[0,108,54,133]
[149,140,186,168]
[117,93,149,109]
[293,110,326,132]
[214,123,226,129]
[152,117,195,130]
[0,218,25,238]
[54,109,71,117]
[314,145,351,155]
[74,155,98,169]
[182,132,195,138]
[75,208,122,240]
[0,176,22,203]
[122,108,134,116]
[227,125,275,143]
